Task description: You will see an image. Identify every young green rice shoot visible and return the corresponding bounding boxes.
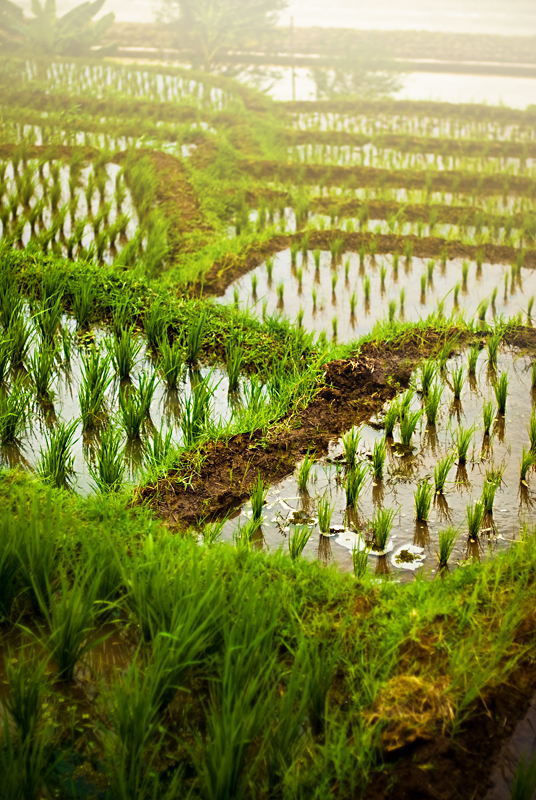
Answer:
[520,447,536,483]
[399,288,405,310]
[466,501,484,541]
[108,327,141,380]
[118,388,145,439]
[371,438,386,480]
[342,426,361,469]
[352,542,370,579]
[37,419,78,489]
[383,400,398,437]
[89,424,125,494]
[159,337,182,389]
[345,462,368,508]
[494,371,509,414]
[399,409,422,446]
[451,365,464,399]
[249,473,267,523]
[363,276,371,301]
[388,300,396,322]
[483,400,494,436]
[187,310,206,365]
[420,274,426,295]
[425,383,443,425]
[436,527,459,567]
[317,495,335,535]
[296,451,314,491]
[288,525,312,560]
[467,344,479,374]
[414,481,433,521]
[455,425,474,464]
[370,508,396,552]
[529,410,536,452]
[487,333,501,368]
[481,480,498,513]
[350,291,357,316]
[434,452,455,493]
[420,360,437,396]
[462,260,469,285]
[276,281,284,301]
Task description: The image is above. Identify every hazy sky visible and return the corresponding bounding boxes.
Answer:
[15,0,536,35]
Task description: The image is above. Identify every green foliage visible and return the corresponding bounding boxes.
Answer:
[14,0,116,57]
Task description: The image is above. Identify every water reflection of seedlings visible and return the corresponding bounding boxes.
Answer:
[493,413,506,443]
[434,493,452,523]
[316,534,333,565]
[518,483,536,512]
[375,556,391,578]
[413,521,430,548]
[455,465,471,490]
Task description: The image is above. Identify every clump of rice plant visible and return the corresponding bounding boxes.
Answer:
[453,283,460,305]
[420,360,437,396]
[520,447,536,483]
[297,267,303,290]
[251,273,258,296]
[528,410,536,452]
[72,282,94,328]
[487,333,501,368]
[383,400,398,437]
[481,480,498,513]
[181,377,213,447]
[379,263,387,287]
[345,462,368,508]
[399,288,405,310]
[466,501,484,541]
[434,452,455,494]
[420,274,426,295]
[288,525,312,560]
[276,281,284,302]
[352,543,370,579]
[266,257,274,279]
[36,294,62,343]
[332,317,338,338]
[371,438,386,479]
[187,311,206,365]
[462,260,469,285]
[250,473,267,523]
[108,327,141,380]
[451,365,464,399]
[79,346,112,429]
[350,291,357,316]
[312,287,317,310]
[532,361,536,388]
[159,337,183,389]
[425,383,443,425]
[483,400,494,436]
[89,424,124,493]
[226,340,243,392]
[0,377,31,444]
[388,300,396,322]
[363,275,371,301]
[28,343,55,398]
[370,508,396,552]
[427,260,435,283]
[143,302,168,350]
[528,296,535,321]
[296,451,314,491]
[342,426,361,468]
[478,299,489,321]
[137,371,158,419]
[331,273,338,293]
[455,425,474,464]
[399,409,422,446]
[9,315,33,367]
[317,495,335,534]
[491,286,498,307]
[144,422,174,468]
[118,388,145,440]
[436,527,459,567]
[493,371,509,414]
[467,344,479,374]
[313,250,321,270]
[414,481,432,521]
[37,419,78,489]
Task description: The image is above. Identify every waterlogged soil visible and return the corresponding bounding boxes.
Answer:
[221,347,536,579]
[218,249,535,343]
[3,317,246,495]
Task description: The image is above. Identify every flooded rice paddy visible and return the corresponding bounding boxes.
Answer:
[219,249,535,343]
[222,346,536,579]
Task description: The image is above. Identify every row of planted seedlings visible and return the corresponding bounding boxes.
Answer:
[288,143,535,176]
[0,269,260,494]
[288,108,536,141]
[225,328,536,578]
[223,233,534,343]
[0,150,170,275]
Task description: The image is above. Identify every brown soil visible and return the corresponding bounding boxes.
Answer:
[364,664,536,800]
[242,159,536,197]
[286,130,536,160]
[198,229,536,297]
[137,331,459,525]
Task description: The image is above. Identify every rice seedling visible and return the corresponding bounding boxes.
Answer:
[342,426,361,468]
[434,452,455,493]
[331,272,338,293]
[118,387,145,439]
[363,275,371,301]
[532,361,536,388]
[312,286,317,310]
[108,327,142,380]
[266,257,274,279]
[487,333,501,367]
[350,291,357,316]
[159,337,183,389]
[332,316,338,338]
[482,399,495,436]
[453,282,460,304]
[491,286,498,307]
[28,343,55,398]
[187,310,206,365]
[276,281,284,301]
[380,263,387,287]
[251,273,258,296]
[290,240,299,265]
[89,424,125,493]
[399,287,405,310]
[436,527,459,567]
[462,260,469,285]
[9,315,33,367]
[420,274,426,295]
[504,270,509,297]
[420,360,437,396]
[72,282,94,328]
[467,344,479,374]
[481,479,499,513]
[226,341,243,392]
[79,346,112,429]
[383,400,399,437]
[250,473,267,523]
[0,376,31,444]
[466,501,484,541]
[404,239,413,261]
[144,420,174,468]
[345,462,368,508]
[425,383,443,425]
[393,251,400,275]
[0,337,10,385]
[451,365,464,399]
[35,294,62,343]
[37,419,78,489]
[494,371,509,414]
[520,447,536,483]
[371,437,386,479]
[317,495,335,534]
[296,450,314,491]
[233,286,239,307]
[352,542,370,578]
[313,249,321,270]
[388,300,396,322]
[414,481,433,521]
[344,258,350,280]
[399,388,414,419]
[455,425,474,464]
[143,301,168,350]
[529,296,535,321]
[3,651,48,744]
[427,260,435,282]
[181,376,213,447]
[297,267,303,289]
[510,752,536,800]
[288,525,312,560]
[399,408,422,446]
[478,299,489,321]
[370,508,396,552]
